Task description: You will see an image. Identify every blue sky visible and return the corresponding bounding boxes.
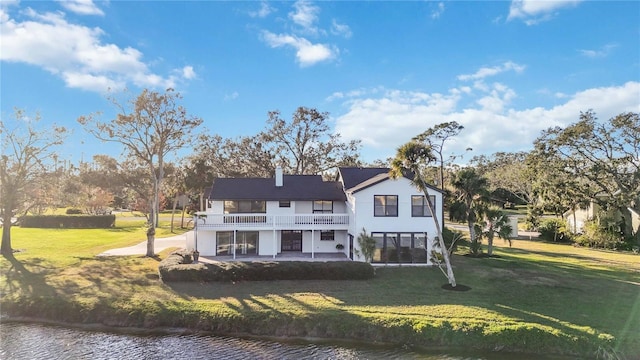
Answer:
[2,0,639,165]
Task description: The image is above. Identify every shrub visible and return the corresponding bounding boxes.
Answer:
[19,215,115,228]
[158,250,375,282]
[538,218,571,242]
[65,208,83,215]
[574,220,627,250]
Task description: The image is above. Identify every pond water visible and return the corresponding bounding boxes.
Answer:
[0,322,576,360]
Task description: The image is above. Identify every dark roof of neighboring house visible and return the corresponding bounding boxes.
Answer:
[338,167,442,194]
[208,175,347,201]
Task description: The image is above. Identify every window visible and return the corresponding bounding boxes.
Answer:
[216,231,233,255]
[374,195,398,217]
[411,195,435,217]
[279,200,291,208]
[313,200,333,213]
[223,200,266,213]
[320,230,335,241]
[371,232,429,264]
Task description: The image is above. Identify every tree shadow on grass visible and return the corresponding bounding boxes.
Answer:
[2,252,58,298]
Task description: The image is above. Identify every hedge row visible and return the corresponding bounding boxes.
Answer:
[19,215,116,229]
[159,250,375,282]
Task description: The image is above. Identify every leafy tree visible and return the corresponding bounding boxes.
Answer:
[1,109,67,254]
[534,111,640,243]
[413,121,467,190]
[450,167,489,256]
[475,206,513,256]
[265,107,361,175]
[390,141,456,287]
[79,88,203,256]
[471,151,534,206]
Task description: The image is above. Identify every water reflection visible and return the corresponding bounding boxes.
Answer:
[0,322,574,360]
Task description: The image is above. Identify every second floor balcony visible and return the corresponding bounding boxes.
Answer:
[195,213,350,231]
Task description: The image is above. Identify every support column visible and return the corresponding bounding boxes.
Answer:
[273,229,277,259]
[233,230,237,260]
[311,229,315,259]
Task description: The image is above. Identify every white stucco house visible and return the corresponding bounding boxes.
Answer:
[187,167,443,264]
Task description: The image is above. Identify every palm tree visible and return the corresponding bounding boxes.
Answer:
[390,141,456,287]
[475,206,513,256]
[450,168,488,256]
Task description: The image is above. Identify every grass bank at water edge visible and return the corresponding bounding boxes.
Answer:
[1,225,638,359]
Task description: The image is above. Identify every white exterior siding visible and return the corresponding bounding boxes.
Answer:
[347,176,442,264]
[192,170,441,263]
[349,176,442,235]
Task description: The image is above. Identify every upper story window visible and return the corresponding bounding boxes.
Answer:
[223,200,266,214]
[279,200,291,208]
[411,195,435,217]
[374,195,398,217]
[313,200,333,213]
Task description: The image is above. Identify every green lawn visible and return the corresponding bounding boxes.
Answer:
[1,225,638,358]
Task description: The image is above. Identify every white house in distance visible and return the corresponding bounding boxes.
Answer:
[187,167,444,264]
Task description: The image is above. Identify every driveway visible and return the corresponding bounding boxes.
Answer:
[98,232,190,256]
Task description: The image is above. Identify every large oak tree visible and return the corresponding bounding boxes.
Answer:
[534,111,640,241]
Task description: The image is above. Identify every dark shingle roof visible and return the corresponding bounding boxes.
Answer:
[338,167,392,189]
[338,167,442,194]
[209,175,346,201]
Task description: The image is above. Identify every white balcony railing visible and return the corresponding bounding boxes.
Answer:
[195,213,349,230]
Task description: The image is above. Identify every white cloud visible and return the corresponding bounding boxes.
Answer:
[331,19,352,38]
[508,0,582,25]
[249,1,274,18]
[333,81,640,161]
[0,7,194,93]
[181,66,196,80]
[289,0,320,34]
[224,91,239,101]
[262,31,336,67]
[431,2,445,19]
[579,43,618,58]
[260,1,348,67]
[57,0,104,16]
[458,61,526,81]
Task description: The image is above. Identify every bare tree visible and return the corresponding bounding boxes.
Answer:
[265,107,361,175]
[78,88,202,256]
[1,109,67,254]
[413,121,467,189]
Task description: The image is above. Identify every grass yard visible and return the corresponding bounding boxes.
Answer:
[1,225,638,358]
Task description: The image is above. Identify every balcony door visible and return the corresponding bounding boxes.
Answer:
[281,230,302,252]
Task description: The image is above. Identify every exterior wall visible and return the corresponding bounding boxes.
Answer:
[347,177,442,264]
[191,229,347,257]
[565,202,598,233]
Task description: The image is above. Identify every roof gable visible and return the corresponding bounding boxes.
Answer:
[338,167,442,194]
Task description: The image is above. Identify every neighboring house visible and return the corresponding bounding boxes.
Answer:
[188,167,443,265]
[564,199,640,235]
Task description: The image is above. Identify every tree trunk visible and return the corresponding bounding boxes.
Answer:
[146,225,155,257]
[1,214,12,255]
[467,219,478,255]
[487,234,494,256]
[170,194,179,233]
[418,179,456,287]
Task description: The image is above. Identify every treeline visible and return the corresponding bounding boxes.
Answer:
[2,87,638,255]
